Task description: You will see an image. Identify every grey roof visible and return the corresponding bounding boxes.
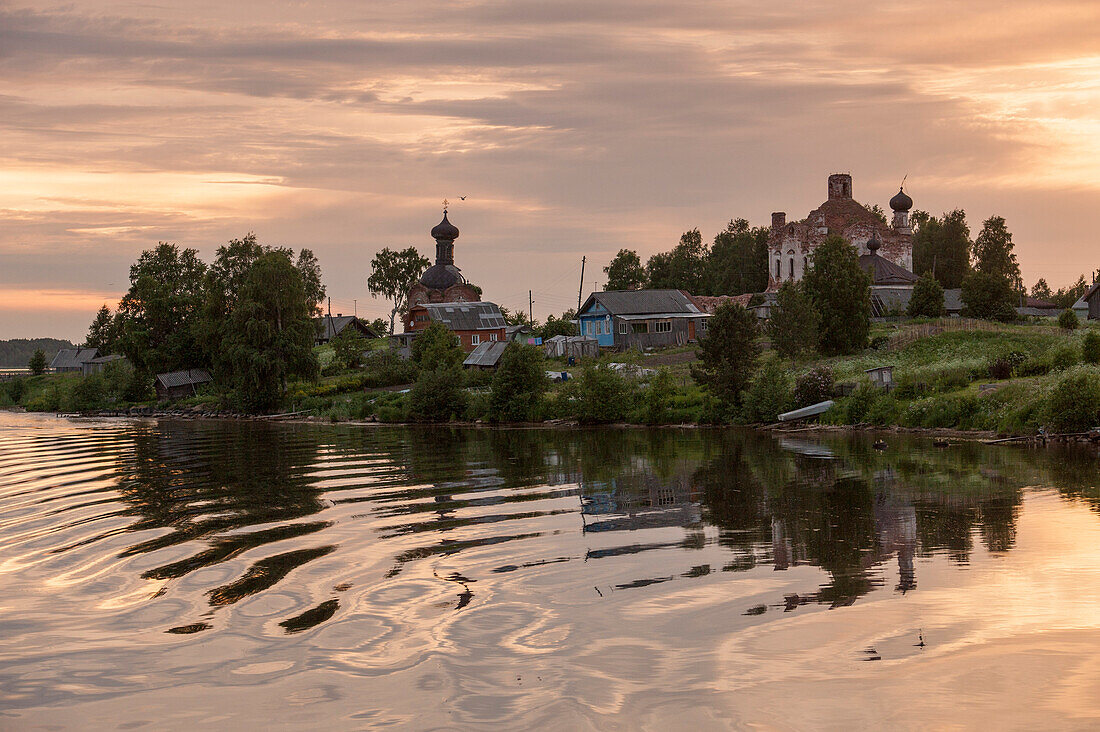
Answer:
[50,348,99,369]
[155,369,213,389]
[943,288,963,313]
[1082,282,1100,303]
[315,315,380,341]
[580,290,702,317]
[86,354,125,365]
[422,301,506,331]
[858,253,918,285]
[463,340,509,367]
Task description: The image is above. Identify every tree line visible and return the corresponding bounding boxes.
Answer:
[84,234,325,411]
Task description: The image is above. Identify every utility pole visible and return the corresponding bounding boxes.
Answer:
[354,299,357,318]
[577,256,586,312]
[327,297,332,317]
[529,290,534,323]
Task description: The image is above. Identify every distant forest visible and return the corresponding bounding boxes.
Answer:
[0,338,75,368]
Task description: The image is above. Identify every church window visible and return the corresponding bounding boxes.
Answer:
[776,260,781,279]
[789,258,794,278]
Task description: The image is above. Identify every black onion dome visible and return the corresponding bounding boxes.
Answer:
[431,212,460,240]
[867,231,882,252]
[419,263,465,290]
[889,187,913,212]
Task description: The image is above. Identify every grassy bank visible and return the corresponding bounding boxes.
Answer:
[6,320,1098,437]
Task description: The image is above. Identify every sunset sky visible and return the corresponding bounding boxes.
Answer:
[3,0,1100,339]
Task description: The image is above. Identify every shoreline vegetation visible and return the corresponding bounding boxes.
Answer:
[6,317,1100,445]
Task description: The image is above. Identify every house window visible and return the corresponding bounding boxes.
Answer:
[631,322,648,334]
[619,321,628,334]
[415,314,429,322]
[654,320,672,333]
[490,332,498,341]
[587,321,596,336]
[471,334,480,346]
[700,319,708,332]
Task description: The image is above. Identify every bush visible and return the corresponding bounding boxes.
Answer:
[640,369,676,424]
[1050,343,1078,371]
[411,323,463,370]
[28,349,48,376]
[362,349,417,387]
[574,363,636,424]
[408,366,466,422]
[1045,366,1100,433]
[864,392,899,426]
[742,359,793,423]
[1084,331,1100,365]
[1058,309,1079,331]
[987,357,1014,380]
[902,393,983,430]
[489,344,547,422]
[4,378,26,405]
[842,382,879,424]
[331,326,368,369]
[67,375,107,411]
[794,366,833,407]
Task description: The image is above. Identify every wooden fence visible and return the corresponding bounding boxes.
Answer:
[885,318,1055,351]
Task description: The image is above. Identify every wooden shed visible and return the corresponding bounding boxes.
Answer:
[155,369,213,401]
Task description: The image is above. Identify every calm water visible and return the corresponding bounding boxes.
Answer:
[2,413,1100,730]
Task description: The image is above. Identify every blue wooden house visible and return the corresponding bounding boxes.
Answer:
[577,290,710,350]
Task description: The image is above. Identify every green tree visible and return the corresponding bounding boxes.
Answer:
[408,366,466,422]
[603,249,646,291]
[972,216,1023,291]
[690,302,760,410]
[540,313,577,338]
[961,270,1017,321]
[223,251,319,412]
[332,326,367,369]
[295,248,326,318]
[707,219,769,295]
[1031,278,1053,301]
[117,242,207,375]
[803,235,871,355]
[68,374,107,412]
[1052,275,1093,309]
[368,318,390,336]
[367,247,430,334]
[28,349,47,375]
[489,344,547,422]
[1045,367,1100,433]
[908,271,945,318]
[766,281,819,359]
[411,322,463,371]
[913,209,971,289]
[85,305,119,352]
[646,229,708,293]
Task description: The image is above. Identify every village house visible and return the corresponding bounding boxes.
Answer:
[768,173,913,288]
[405,301,507,352]
[577,290,709,350]
[1074,280,1100,320]
[49,348,99,373]
[314,314,381,345]
[154,369,213,401]
[82,354,126,376]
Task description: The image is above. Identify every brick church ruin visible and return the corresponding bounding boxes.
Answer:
[767,173,914,289]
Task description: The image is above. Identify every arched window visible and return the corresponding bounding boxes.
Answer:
[803,256,808,273]
[789,258,794,278]
[776,259,781,279]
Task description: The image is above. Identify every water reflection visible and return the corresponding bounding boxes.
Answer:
[2,413,1100,727]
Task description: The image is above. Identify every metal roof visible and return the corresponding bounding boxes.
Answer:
[617,312,710,321]
[580,289,702,317]
[315,315,380,341]
[421,301,506,330]
[858,253,918,285]
[155,369,213,388]
[85,354,125,365]
[463,340,509,367]
[49,348,99,369]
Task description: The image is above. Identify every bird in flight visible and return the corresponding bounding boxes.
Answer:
[459,195,466,200]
